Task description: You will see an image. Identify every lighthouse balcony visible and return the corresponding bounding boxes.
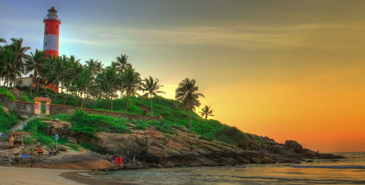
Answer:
[44,16,61,22]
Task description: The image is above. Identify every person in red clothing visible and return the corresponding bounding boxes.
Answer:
[119,156,123,166]
[37,147,43,156]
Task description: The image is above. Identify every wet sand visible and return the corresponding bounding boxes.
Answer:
[0,167,84,185]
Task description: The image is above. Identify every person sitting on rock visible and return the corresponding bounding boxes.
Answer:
[49,148,54,155]
[133,155,135,164]
[37,147,43,156]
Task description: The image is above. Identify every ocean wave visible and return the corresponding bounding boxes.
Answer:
[289,165,365,169]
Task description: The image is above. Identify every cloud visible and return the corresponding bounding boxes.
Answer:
[59,22,365,52]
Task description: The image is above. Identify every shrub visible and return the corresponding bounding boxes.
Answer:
[0,87,16,100]
[0,106,18,132]
[215,127,249,147]
[23,119,48,133]
[199,132,216,141]
[254,137,265,148]
[69,109,129,137]
[81,143,99,152]
[64,143,80,151]
[134,122,147,130]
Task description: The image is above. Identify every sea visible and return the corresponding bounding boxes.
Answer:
[65,152,365,185]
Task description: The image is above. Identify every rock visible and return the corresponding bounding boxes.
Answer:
[45,120,71,136]
[301,149,318,158]
[18,152,114,169]
[68,137,77,144]
[157,164,164,168]
[20,114,29,120]
[13,156,23,162]
[164,161,175,168]
[2,106,9,114]
[319,153,345,159]
[285,140,303,153]
[181,127,189,133]
[55,118,60,122]
[57,145,67,152]
[260,157,275,164]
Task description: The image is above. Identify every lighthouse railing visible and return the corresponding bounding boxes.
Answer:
[43,17,61,22]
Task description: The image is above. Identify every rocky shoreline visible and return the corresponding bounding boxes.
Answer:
[0,119,344,170]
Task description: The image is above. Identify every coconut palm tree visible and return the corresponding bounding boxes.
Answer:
[73,68,92,107]
[3,38,31,65]
[0,50,22,89]
[24,49,49,96]
[199,105,214,119]
[120,67,141,111]
[95,66,118,110]
[0,38,6,43]
[140,76,165,116]
[175,78,205,130]
[114,54,132,70]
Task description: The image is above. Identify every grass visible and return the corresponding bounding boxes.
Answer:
[13,87,252,148]
[0,105,19,132]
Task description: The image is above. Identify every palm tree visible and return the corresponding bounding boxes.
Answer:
[95,66,118,110]
[140,76,165,116]
[43,55,67,101]
[114,54,132,70]
[0,50,22,89]
[73,68,92,107]
[120,67,141,111]
[199,105,214,119]
[1,38,30,88]
[0,38,6,43]
[24,49,48,96]
[175,78,205,131]
[4,38,31,65]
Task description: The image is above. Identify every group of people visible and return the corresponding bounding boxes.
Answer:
[115,155,136,166]
[37,147,59,156]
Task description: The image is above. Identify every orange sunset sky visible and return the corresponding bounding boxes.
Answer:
[1,0,365,152]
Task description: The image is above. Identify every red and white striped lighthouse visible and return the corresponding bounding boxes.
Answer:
[43,7,61,57]
[43,7,60,92]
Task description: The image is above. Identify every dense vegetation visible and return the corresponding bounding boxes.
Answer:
[0,37,250,149]
[0,105,18,132]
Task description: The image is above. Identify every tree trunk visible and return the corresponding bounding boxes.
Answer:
[126,95,130,111]
[29,83,33,97]
[63,94,68,105]
[205,114,207,119]
[189,110,192,131]
[111,96,113,110]
[150,96,153,117]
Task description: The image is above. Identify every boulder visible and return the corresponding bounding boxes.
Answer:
[164,161,175,168]
[20,114,29,120]
[2,106,9,114]
[68,137,77,144]
[285,140,302,153]
[18,152,114,169]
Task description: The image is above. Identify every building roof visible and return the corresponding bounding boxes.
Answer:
[33,97,52,102]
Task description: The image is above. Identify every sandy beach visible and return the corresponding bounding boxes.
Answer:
[0,167,84,185]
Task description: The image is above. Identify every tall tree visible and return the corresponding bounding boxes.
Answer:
[199,105,214,119]
[0,50,22,89]
[3,38,31,66]
[175,78,205,130]
[73,68,92,107]
[114,54,132,70]
[24,49,48,96]
[120,67,141,111]
[140,76,165,116]
[0,38,6,43]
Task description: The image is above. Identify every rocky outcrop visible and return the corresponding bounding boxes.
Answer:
[285,140,303,153]
[92,130,298,167]
[44,120,71,136]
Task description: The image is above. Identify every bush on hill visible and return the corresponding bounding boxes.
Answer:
[0,106,18,132]
[0,87,16,100]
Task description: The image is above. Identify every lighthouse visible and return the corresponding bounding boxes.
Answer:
[43,7,60,92]
[43,7,61,57]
